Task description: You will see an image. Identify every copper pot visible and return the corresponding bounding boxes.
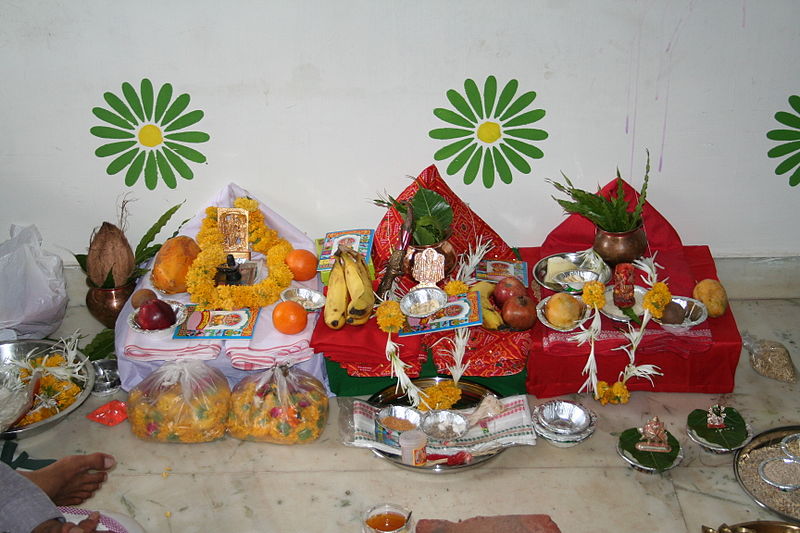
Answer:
[401,238,457,278]
[592,225,648,266]
[86,280,136,329]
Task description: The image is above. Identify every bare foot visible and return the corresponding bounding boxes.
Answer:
[21,453,115,506]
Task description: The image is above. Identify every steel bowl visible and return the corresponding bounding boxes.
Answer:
[421,410,469,441]
[533,250,612,293]
[781,433,800,461]
[128,300,187,338]
[375,405,422,447]
[759,457,800,492]
[91,358,121,396]
[280,287,326,311]
[653,296,708,332]
[553,269,601,293]
[0,339,95,439]
[535,400,593,435]
[400,287,448,318]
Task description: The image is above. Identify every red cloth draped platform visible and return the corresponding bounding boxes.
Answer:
[521,178,742,398]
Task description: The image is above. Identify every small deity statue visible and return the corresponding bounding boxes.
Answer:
[635,416,672,453]
[412,247,446,287]
[706,404,727,429]
[217,207,250,260]
[216,254,242,286]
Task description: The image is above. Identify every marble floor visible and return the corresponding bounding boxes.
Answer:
[11,268,800,533]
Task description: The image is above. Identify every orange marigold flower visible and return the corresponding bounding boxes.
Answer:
[376,301,405,333]
[643,282,672,319]
[444,280,469,297]
[581,280,606,309]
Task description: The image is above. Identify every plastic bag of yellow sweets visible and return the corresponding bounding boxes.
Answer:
[228,364,328,444]
[128,360,230,443]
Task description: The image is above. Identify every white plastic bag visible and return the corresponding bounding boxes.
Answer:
[0,225,67,340]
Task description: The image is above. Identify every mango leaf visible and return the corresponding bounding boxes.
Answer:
[687,408,747,449]
[619,427,680,473]
[413,225,438,246]
[81,329,116,361]
[133,201,184,264]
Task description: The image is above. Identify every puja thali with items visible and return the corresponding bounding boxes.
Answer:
[362,377,536,474]
[0,338,95,439]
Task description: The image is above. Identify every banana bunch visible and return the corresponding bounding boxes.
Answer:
[323,246,375,330]
[469,281,505,330]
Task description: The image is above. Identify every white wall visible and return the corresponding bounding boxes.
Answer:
[1,0,799,261]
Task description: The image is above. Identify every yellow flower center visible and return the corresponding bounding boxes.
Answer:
[138,124,163,147]
[476,121,501,143]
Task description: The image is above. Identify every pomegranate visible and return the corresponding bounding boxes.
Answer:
[501,295,537,331]
[492,276,527,307]
[135,299,177,330]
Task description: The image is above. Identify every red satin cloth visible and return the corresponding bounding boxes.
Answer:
[522,178,741,397]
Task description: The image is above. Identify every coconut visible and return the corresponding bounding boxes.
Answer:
[86,222,135,287]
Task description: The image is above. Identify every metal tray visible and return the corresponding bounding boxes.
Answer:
[533,250,611,293]
[1,340,95,439]
[735,426,800,523]
[367,378,504,474]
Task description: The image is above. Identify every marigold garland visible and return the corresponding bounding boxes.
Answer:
[185,197,294,310]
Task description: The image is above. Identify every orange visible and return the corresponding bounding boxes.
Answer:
[285,249,318,281]
[272,300,308,334]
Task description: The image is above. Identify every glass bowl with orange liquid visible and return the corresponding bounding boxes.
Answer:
[362,503,413,533]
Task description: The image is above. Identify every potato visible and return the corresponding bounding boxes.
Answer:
[693,279,728,318]
[544,292,584,328]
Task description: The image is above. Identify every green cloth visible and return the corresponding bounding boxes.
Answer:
[324,356,528,398]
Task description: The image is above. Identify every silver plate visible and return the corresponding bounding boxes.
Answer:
[653,296,708,331]
[686,423,753,454]
[0,340,95,439]
[533,250,612,293]
[735,425,800,522]
[280,287,326,311]
[536,295,591,332]
[128,300,187,337]
[600,285,646,322]
[367,378,504,474]
[616,439,684,473]
[534,400,593,435]
[421,410,469,441]
[400,287,448,318]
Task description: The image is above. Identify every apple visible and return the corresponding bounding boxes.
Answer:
[492,276,527,307]
[135,299,177,330]
[501,295,537,331]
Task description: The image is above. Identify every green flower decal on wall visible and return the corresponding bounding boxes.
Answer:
[90,79,209,190]
[429,76,547,188]
[767,95,800,187]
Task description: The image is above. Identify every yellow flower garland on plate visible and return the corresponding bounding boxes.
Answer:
[185,197,294,310]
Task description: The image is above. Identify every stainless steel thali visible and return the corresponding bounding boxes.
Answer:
[735,425,800,523]
[533,250,611,293]
[367,377,503,474]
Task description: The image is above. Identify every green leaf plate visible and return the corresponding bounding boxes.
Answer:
[617,427,683,473]
[686,407,752,453]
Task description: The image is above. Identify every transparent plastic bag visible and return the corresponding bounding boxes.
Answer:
[742,332,797,383]
[128,360,230,443]
[228,364,328,444]
[0,225,67,341]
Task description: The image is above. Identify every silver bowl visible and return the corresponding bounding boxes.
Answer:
[0,340,95,439]
[91,359,121,396]
[653,296,708,332]
[536,295,591,332]
[616,440,684,473]
[533,250,612,294]
[686,423,753,454]
[400,287,448,318]
[421,410,469,441]
[553,269,601,293]
[280,287,326,311]
[535,400,592,435]
[375,405,422,447]
[128,300,187,338]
